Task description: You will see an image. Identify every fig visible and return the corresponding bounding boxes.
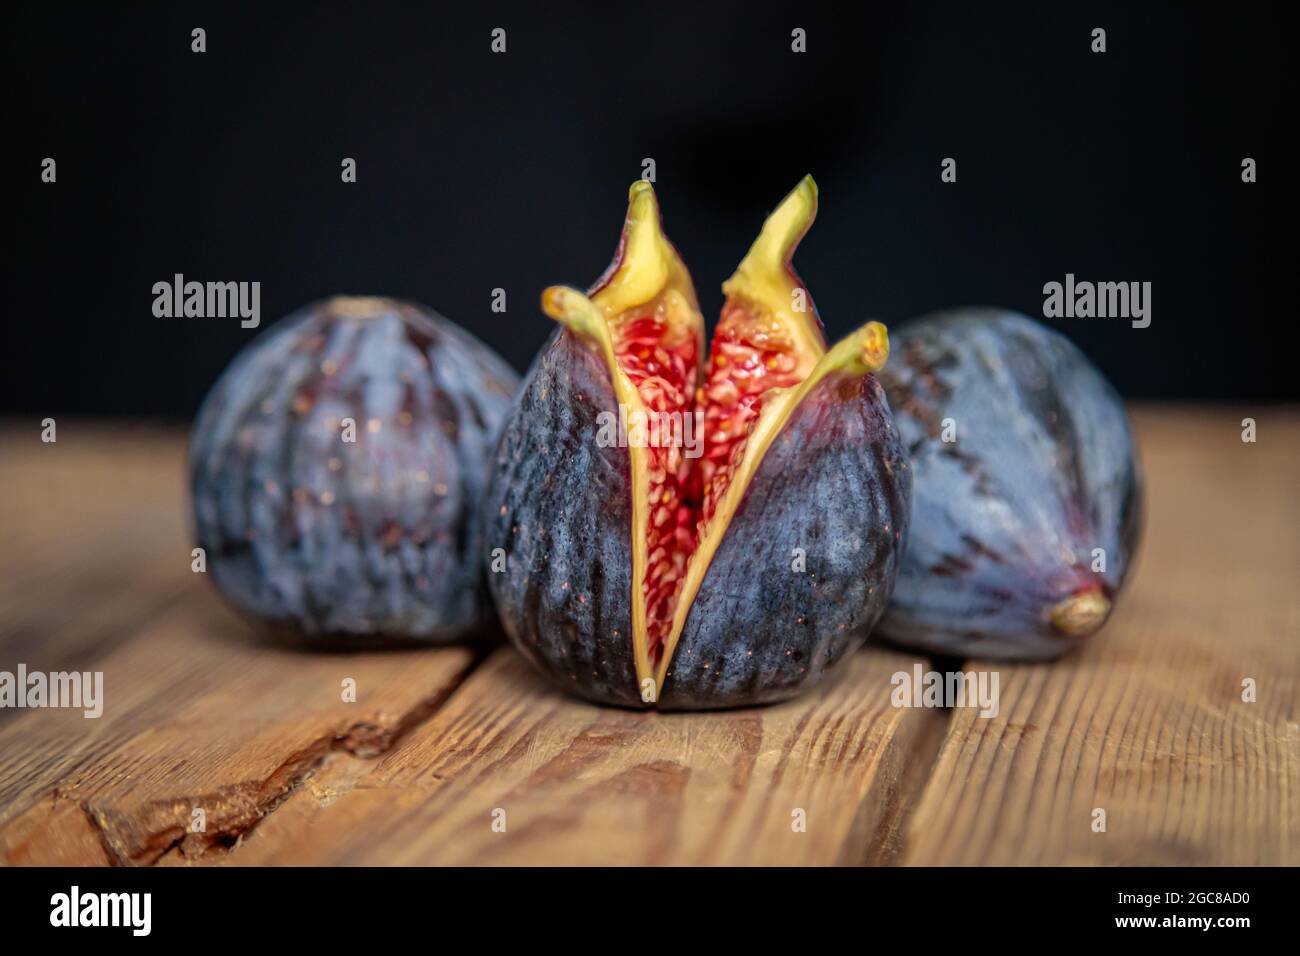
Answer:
[485,179,911,709]
[875,309,1142,660]
[190,296,519,643]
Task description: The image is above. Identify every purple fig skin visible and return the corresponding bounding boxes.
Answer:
[483,329,642,706]
[875,309,1143,660]
[190,297,519,644]
[484,329,911,709]
[660,372,910,709]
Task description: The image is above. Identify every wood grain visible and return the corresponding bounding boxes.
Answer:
[225,646,945,866]
[0,422,477,865]
[903,407,1300,865]
[0,419,946,867]
[0,423,196,678]
[1,409,1295,865]
[0,592,476,865]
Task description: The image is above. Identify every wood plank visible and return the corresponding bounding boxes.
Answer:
[903,406,1300,865]
[225,646,945,866]
[2,420,949,867]
[0,422,478,864]
[0,421,195,676]
[10,409,1289,866]
[0,588,476,865]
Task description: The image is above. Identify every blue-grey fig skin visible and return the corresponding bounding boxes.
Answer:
[484,327,911,710]
[483,329,642,706]
[660,373,910,710]
[875,308,1143,660]
[190,296,520,644]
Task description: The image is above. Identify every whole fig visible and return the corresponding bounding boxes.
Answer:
[875,309,1142,659]
[485,179,911,709]
[190,296,519,643]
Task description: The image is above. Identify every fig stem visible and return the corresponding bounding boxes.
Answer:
[1049,590,1112,637]
[325,296,394,320]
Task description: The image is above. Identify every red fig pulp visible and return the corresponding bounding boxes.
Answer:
[487,180,909,708]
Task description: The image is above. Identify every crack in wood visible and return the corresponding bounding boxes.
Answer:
[18,653,484,867]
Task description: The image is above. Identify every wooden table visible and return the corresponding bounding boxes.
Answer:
[1,408,1296,866]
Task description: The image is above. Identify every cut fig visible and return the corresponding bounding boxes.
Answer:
[485,179,910,708]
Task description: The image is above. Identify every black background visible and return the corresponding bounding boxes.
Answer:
[4,2,1293,418]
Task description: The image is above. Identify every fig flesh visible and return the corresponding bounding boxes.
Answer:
[190,296,519,643]
[875,309,1142,660]
[485,180,911,708]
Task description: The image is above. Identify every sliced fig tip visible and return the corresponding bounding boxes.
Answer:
[1049,588,1112,637]
[726,175,818,280]
[541,285,601,338]
[720,177,827,367]
[860,321,890,371]
[539,284,569,317]
[627,177,656,202]
[587,179,686,317]
[819,320,890,376]
[540,284,581,321]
